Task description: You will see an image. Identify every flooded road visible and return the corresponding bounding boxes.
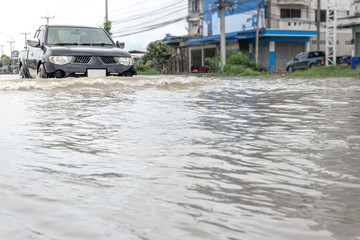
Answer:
[0,75,359,240]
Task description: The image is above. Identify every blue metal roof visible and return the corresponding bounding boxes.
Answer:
[187,32,239,43]
[186,29,318,44]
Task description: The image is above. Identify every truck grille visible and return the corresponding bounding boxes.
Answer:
[74,56,91,64]
[100,56,117,64]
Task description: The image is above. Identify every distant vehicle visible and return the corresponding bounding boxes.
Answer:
[337,55,351,65]
[286,51,325,73]
[19,25,137,78]
[131,54,141,62]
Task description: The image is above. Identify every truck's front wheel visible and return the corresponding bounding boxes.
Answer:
[287,66,294,73]
[20,66,27,79]
[36,64,48,78]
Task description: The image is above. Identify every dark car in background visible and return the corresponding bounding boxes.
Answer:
[286,51,325,73]
[19,25,137,78]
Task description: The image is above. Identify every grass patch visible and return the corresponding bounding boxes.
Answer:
[137,70,158,75]
[289,65,360,78]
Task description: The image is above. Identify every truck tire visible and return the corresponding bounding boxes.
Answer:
[287,66,294,73]
[20,66,27,79]
[36,64,48,78]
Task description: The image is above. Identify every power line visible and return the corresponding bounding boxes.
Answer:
[112,0,186,24]
[111,0,342,39]
[112,17,186,37]
[112,5,187,29]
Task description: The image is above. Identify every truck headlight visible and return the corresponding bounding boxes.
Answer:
[116,57,134,66]
[49,56,72,65]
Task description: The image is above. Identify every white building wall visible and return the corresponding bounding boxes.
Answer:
[266,0,352,56]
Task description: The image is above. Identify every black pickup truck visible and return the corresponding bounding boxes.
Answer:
[19,25,137,78]
[286,51,325,73]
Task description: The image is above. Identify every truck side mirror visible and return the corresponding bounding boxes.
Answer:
[116,41,125,49]
[27,38,40,47]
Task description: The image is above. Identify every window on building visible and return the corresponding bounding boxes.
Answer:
[265,5,268,19]
[280,9,301,18]
[315,10,326,22]
[192,0,199,13]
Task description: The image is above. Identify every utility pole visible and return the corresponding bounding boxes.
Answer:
[20,32,31,48]
[317,0,321,51]
[255,0,261,65]
[216,0,233,71]
[220,0,226,71]
[7,40,15,56]
[41,15,54,25]
[0,45,4,56]
[105,0,108,22]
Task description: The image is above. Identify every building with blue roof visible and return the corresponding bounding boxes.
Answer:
[166,0,352,73]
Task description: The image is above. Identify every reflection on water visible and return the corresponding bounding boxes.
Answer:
[0,75,359,240]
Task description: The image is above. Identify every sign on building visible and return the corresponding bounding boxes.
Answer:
[203,0,265,37]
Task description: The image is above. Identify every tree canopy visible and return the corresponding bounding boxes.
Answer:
[1,54,10,65]
[143,41,171,73]
[104,20,112,36]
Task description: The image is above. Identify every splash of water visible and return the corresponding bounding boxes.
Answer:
[0,75,218,91]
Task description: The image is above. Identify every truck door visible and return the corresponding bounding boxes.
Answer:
[27,29,44,78]
[299,52,309,68]
[293,52,305,69]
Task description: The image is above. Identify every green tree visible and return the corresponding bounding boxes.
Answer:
[12,50,20,56]
[104,20,112,36]
[143,41,171,73]
[1,54,10,65]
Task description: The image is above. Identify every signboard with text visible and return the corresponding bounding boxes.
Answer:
[203,0,265,37]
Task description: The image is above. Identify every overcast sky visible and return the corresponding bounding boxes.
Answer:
[0,0,188,56]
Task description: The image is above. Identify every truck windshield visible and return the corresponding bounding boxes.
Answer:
[46,27,114,45]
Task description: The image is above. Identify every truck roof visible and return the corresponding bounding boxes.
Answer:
[39,25,102,29]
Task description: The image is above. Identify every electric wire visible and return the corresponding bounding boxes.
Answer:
[89,0,350,38]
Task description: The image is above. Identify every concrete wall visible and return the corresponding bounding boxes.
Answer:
[309,29,353,56]
[265,0,351,31]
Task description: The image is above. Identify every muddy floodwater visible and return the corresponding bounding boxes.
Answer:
[0,75,359,240]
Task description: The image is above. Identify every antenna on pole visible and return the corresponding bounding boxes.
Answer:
[326,0,337,67]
